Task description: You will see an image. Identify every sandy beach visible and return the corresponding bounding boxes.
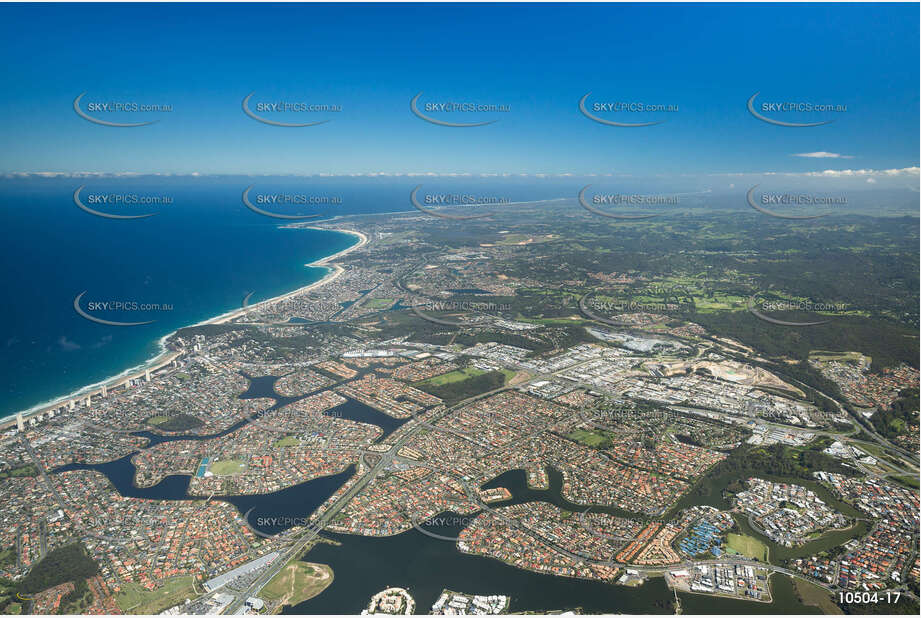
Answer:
[3,227,368,428]
[211,227,367,324]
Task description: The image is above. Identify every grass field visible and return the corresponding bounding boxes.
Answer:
[261,560,333,608]
[891,474,920,489]
[726,533,770,562]
[420,367,485,386]
[0,463,37,481]
[566,429,611,448]
[732,512,869,563]
[688,296,742,312]
[415,367,510,406]
[851,442,912,471]
[794,578,842,614]
[0,578,23,614]
[274,436,300,448]
[210,459,246,475]
[145,413,203,432]
[493,233,556,245]
[116,576,196,614]
[363,298,394,309]
[849,441,890,460]
[808,350,868,364]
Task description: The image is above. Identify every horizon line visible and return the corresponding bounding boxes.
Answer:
[2,166,919,180]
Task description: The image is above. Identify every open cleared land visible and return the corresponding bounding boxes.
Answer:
[274,436,300,448]
[419,367,486,386]
[726,533,770,562]
[260,560,333,610]
[566,429,611,449]
[363,298,394,309]
[794,578,843,615]
[116,576,196,614]
[209,459,246,475]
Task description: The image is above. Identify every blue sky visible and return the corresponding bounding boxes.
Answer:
[0,2,918,183]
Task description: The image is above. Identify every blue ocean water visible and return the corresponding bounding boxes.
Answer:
[0,176,576,419]
[0,178,361,418]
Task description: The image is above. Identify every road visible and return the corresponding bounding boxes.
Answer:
[224,401,460,614]
[403,447,841,597]
[219,314,914,612]
[224,360,599,613]
[20,435,71,523]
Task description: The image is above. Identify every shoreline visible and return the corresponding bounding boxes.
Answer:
[1,227,368,429]
[199,227,367,326]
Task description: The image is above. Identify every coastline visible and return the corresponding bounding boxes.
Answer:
[2,227,368,429]
[199,227,367,326]
[4,195,604,427]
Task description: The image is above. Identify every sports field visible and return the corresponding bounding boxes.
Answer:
[726,533,769,562]
[210,459,246,475]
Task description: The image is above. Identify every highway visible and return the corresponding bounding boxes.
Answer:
[216,319,913,613]
[223,402,459,614]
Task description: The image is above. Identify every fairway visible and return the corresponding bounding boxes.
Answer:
[726,533,769,562]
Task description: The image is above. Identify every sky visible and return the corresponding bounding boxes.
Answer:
[0,2,918,185]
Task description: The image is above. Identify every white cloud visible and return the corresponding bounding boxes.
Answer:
[799,167,919,178]
[6,168,918,181]
[709,166,919,179]
[792,151,853,159]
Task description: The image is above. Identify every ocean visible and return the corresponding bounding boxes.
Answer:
[0,175,575,419]
[0,177,357,419]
